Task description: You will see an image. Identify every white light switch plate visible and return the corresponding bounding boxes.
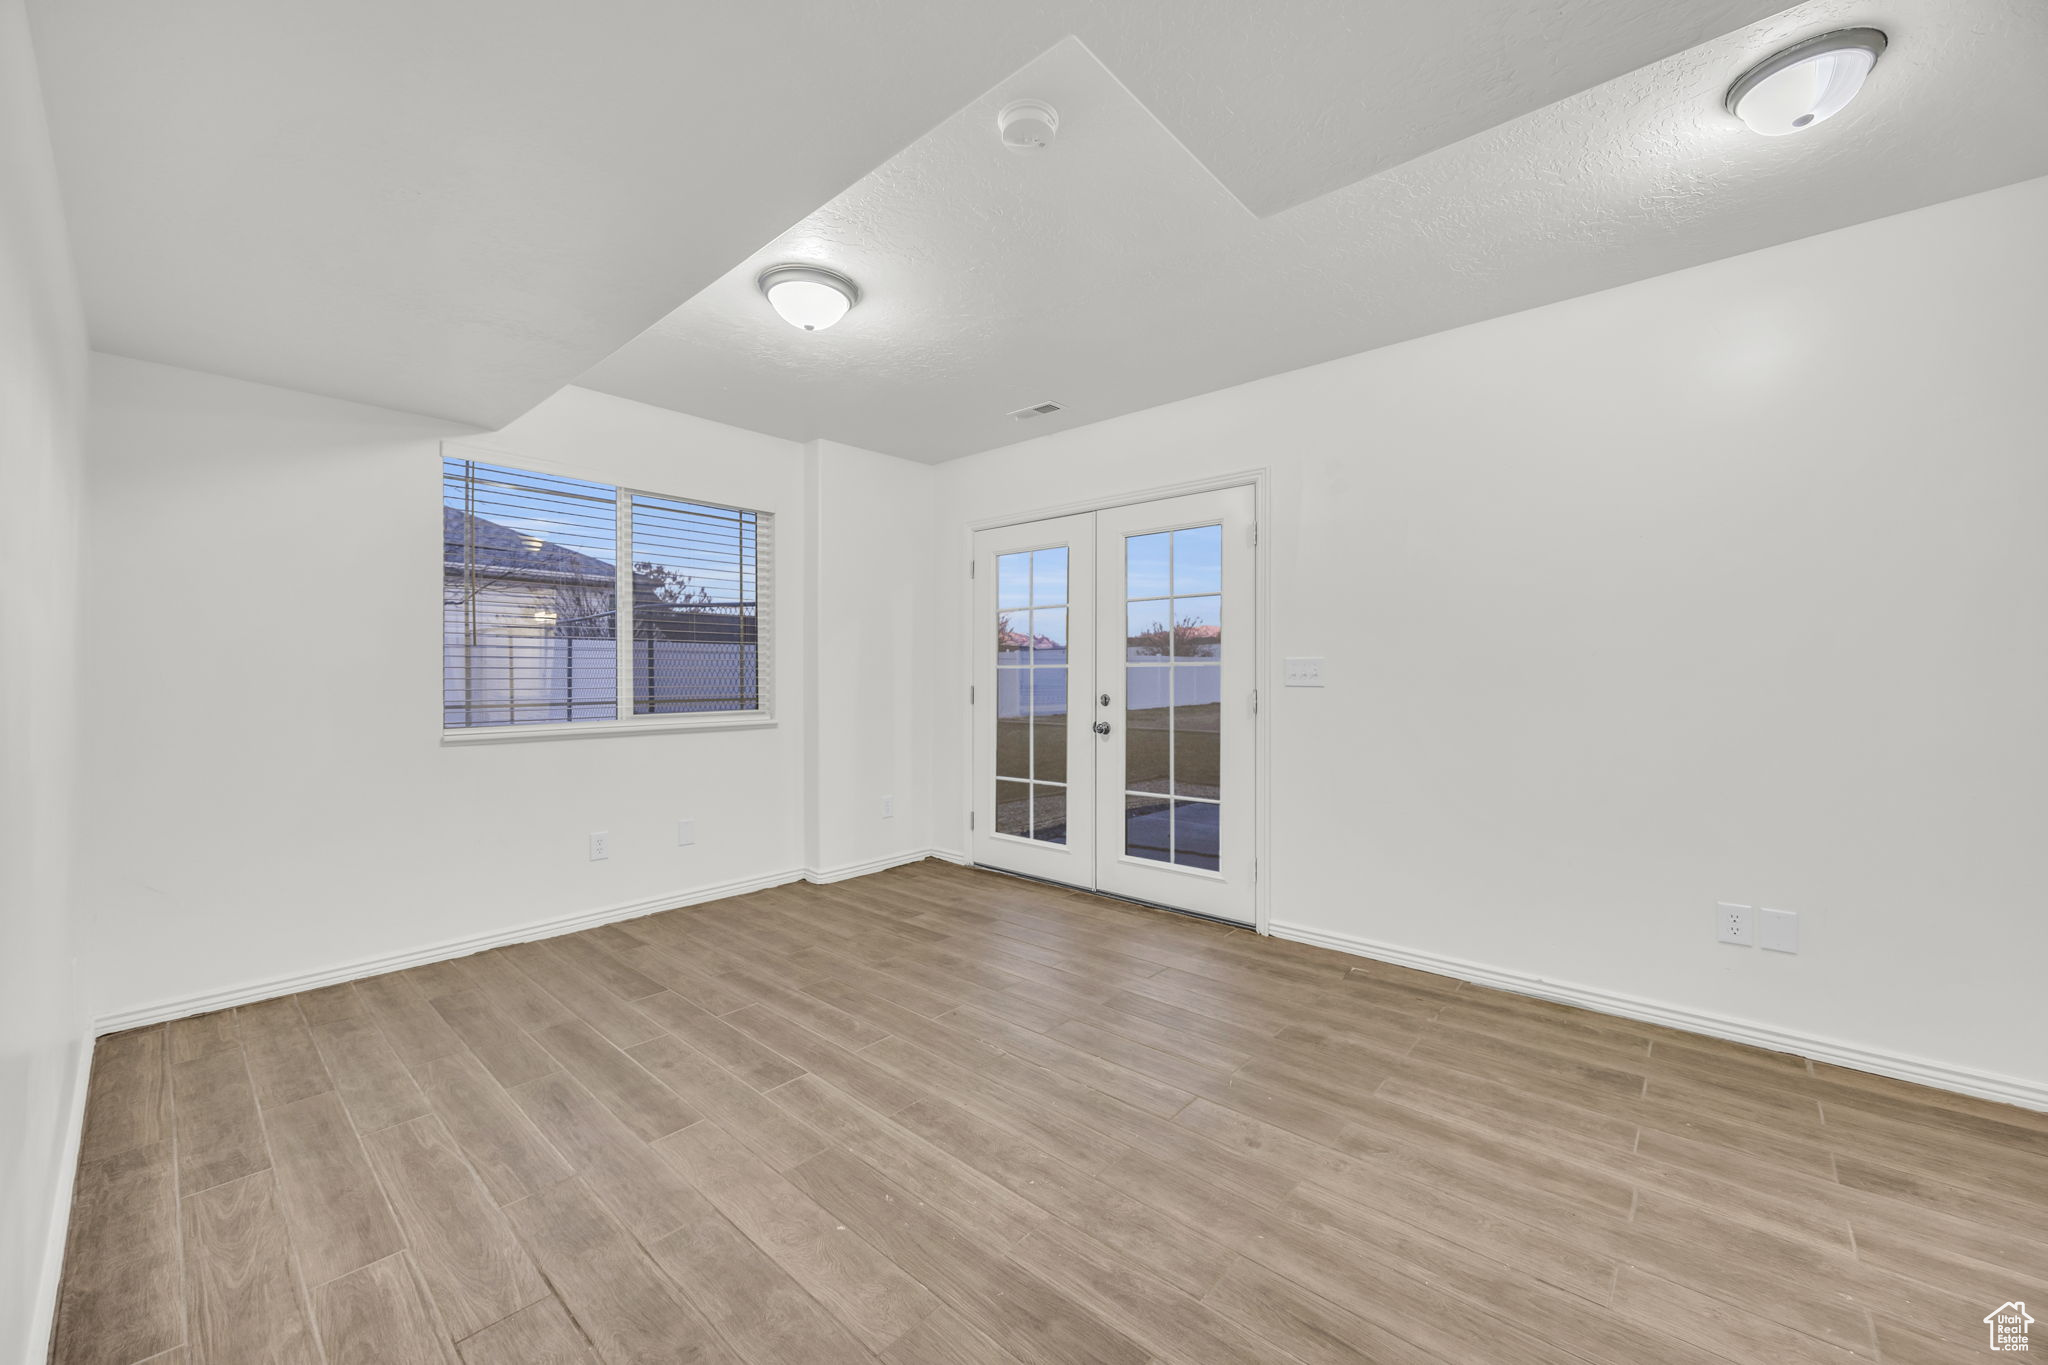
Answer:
[1759,907,1799,953]
[1283,657,1324,687]
[676,820,695,847]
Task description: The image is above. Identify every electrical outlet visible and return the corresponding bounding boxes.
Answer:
[589,831,610,861]
[676,820,695,847]
[1717,902,1753,945]
[882,795,895,820]
[1759,907,1799,953]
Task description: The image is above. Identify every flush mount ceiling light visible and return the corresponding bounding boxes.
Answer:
[757,264,859,331]
[1726,27,1887,136]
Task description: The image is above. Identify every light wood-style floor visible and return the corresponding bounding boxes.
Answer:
[52,861,2048,1365]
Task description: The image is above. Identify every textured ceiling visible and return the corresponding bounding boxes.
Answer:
[580,0,2048,461]
[26,0,1787,426]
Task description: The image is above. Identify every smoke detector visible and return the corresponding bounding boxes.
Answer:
[997,100,1059,153]
[1007,401,1064,420]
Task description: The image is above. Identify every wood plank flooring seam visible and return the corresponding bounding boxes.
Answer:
[438,1286,569,1351]
[231,1037,331,1362]
[164,1029,193,1365]
[266,1091,406,1292]
[391,1053,580,1268]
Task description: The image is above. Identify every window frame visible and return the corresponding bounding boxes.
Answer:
[440,445,776,745]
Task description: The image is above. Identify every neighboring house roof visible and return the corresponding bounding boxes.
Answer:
[445,506,759,643]
[443,506,617,581]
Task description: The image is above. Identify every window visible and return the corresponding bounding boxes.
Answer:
[442,456,770,733]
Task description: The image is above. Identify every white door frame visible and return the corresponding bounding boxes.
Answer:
[958,467,1273,934]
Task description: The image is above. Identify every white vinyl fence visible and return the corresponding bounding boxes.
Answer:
[444,635,758,725]
[996,650,1222,718]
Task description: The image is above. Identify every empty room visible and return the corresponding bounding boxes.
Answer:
[6,1,2047,1362]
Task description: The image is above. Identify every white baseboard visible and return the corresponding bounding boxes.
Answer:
[94,866,810,1034]
[803,847,958,883]
[91,858,2044,1116]
[1270,920,2048,1114]
[92,852,969,1036]
[28,1032,95,1362]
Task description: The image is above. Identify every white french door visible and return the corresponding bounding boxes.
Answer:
[969,512,1098,889]
[971,487,1256,924]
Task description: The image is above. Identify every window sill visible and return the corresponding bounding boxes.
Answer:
[441,713,777,746]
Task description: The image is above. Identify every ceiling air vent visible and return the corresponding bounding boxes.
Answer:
[1008,401,1064,421]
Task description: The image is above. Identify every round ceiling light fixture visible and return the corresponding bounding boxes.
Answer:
[757,264,859,332]
[1726,27,1887,136]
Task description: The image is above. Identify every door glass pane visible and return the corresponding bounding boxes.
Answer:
[1172,595,1222,658]
[994,541,1075,848]
[1126,532,1171,599]
[1172,800,1220,871]
[1173,525,1222,595]
[1032,548,1068,606]
[1173,664,1220,799]
[1124,794,1172,864]
[1127,601,1173,661]
[998,611,1028,665]
[1031,668,1067,784]
[1030,785,1068,845]
[1122,523,1226,871]
[995,780,1031,837]
[1125,666,1171,794]
[997,552,1031,608]
[996,670,1030,780]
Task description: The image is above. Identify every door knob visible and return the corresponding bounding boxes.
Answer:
[1093,721,1112,735]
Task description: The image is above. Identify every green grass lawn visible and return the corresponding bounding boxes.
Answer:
[997,701,1218,797]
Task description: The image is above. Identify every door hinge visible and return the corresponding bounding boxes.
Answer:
[1251,688,1259,715]
[970,559,977,578]
[1252,857,1259,884]
[969,809,976,831]
[1249,521,1259,547]
[970,684,976,705]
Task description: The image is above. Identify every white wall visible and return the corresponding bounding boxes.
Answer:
[79,366,943,1026]
[931,175,2048,1096]
[0,0,90,1354]
[79,367,825,1019]
[806,439,937,874]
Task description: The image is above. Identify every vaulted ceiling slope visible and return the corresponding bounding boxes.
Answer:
[28,0,1789,427]
[579,0,2048,460]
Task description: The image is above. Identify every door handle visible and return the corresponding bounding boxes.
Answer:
[1093,721,1112,735]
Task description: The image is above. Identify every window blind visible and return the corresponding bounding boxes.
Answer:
[629,491,770,715]
[442,456,771,729]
